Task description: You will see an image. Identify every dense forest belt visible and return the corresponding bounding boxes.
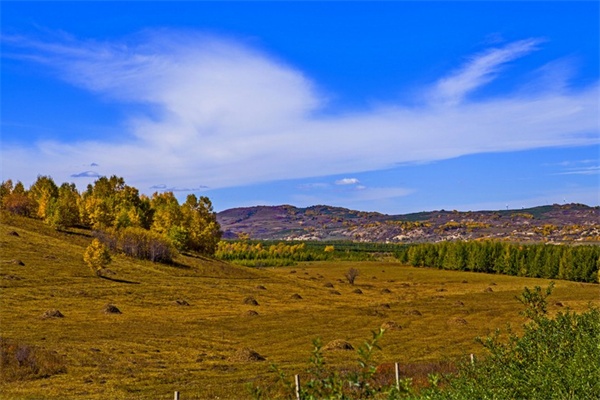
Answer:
[395,241,599,283]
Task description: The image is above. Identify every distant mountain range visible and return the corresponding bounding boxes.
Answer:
[217,203,599,243]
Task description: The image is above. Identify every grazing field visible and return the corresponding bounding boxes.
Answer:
[1,215,598,399]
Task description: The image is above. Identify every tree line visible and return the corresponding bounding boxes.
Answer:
[396,240,599,283]
[0,175,222,260]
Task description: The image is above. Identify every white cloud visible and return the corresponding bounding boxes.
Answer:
[432,38,543,105]
[1,32,598,195]
[335,178,360,185]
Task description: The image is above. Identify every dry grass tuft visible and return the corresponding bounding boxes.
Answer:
[244,296,259,306]
[174,299,190,306]
[484,287,494,293]
[229,347,265,362]
[381,321,402,331]
[245,310,259,317]
[329,290,341,296]
[405,309,422,316]
[448,317,468,326]
[255,285,267,290]
[290,293,303,300]
[323,339,354,351]
[381,288,392,294]
[103,304,122,314]
[323,282,334,288]
[353,288,363,294]
[41,309,64,319]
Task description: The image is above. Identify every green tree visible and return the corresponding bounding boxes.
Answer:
[47,183,80,229]
[28,175,59,220]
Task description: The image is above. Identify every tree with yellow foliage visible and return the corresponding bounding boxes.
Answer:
[83,239,112,277]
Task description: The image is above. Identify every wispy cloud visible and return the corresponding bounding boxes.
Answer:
[71,171,100,178]
[335,178,360,185]
[149,184,209,192]
[2,31,598,194]
[432,38,543,105]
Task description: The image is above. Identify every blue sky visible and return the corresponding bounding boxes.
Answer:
[1,1,598,214]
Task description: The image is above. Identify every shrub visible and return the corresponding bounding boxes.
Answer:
[425,284,600,399]
[0,337,66,382]
[95,227,175,263]
[345,267,360,285]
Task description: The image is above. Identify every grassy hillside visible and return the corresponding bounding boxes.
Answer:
[1,214,598,399]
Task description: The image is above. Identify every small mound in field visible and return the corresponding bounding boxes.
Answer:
[255,285,267,290]
[290,293,303,300]
[8,231,20,237]
[174,299,190,306]
[448,317,468,326]
[400,283,410,288]
[381,288,392,294]
[323,339,354,351]
[371,276,377,280]
[380,303,391,309]
[103,304,122,314]
[353,288,363,294]
[289,270,296,274]
[489,282,497,286]
[555,301,564,307]
[42,309,64,319]
[323,282,334,288]
[229,348,265,362]
[245,310,259,317]
[484,287,494,293]
[455,301,465,307]
[404,309,422,316]
[10,259,25,266]
[243,296,259,306]
[381,321,402,331]
[329,290,341,295]
[461,280,468,284]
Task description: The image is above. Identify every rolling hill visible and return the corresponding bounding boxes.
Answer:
[217,203,600,243]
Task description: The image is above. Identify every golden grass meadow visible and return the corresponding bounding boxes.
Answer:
[1,213,598,399]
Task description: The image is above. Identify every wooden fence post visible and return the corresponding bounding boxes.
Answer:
[470,353,475,365]
[295,374,301,400]
[395,362,400,390]
[174,391,180,400]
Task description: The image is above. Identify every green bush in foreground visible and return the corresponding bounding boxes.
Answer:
[425,285,600,400]
[255,284,600,399]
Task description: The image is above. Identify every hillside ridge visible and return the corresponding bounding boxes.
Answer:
[217,203,600,243]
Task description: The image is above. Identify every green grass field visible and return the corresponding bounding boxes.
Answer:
[1,214,598,399]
